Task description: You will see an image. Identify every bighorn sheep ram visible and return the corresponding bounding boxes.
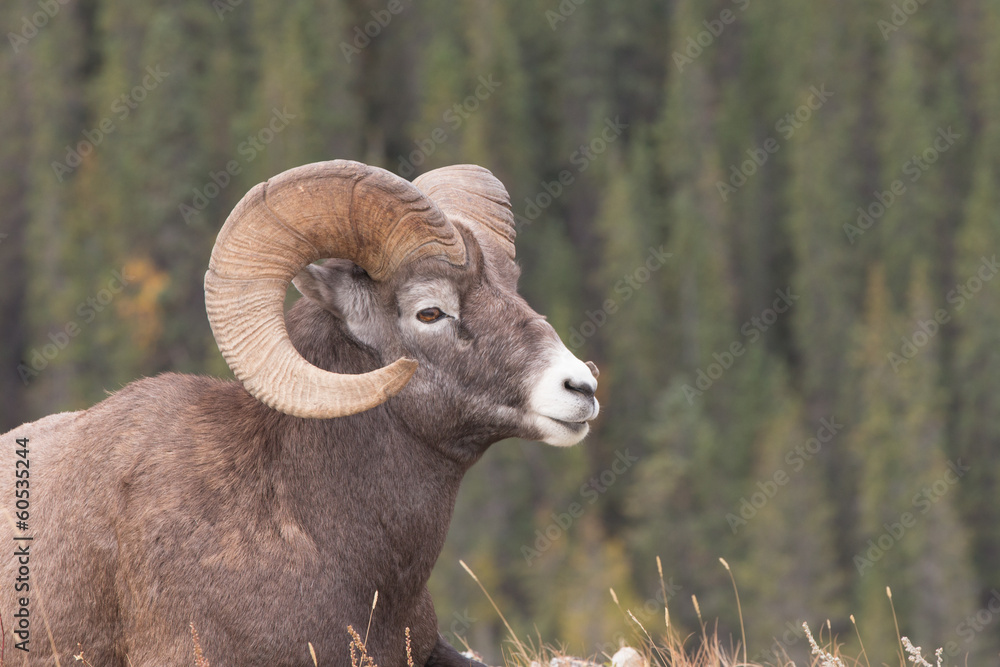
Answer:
[1,160,599,666]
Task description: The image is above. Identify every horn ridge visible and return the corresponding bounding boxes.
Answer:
[413,164,516,260]
[205,159,465,419]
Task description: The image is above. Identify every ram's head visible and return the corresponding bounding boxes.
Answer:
[204,160,599,451]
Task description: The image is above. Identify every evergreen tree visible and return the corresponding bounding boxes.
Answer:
[19,0,92,417]
[2,0,999,659]
[848,264,978,661]
[0,0,35,430]
[738,394,847,665]
[627,1,790,638]
[778,0,888,611]
[870,2,970,301]
[951,3,1000,661]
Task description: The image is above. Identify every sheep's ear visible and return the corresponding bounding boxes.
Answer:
[292,264,344,318]
[292,264,327,301]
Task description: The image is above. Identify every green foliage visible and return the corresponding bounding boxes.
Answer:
[3,0,998,663]
[848,265,979,661]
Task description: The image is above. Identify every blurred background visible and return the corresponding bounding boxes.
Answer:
[2,0,999,664]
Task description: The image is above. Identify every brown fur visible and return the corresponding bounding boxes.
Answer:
[0,234,561,666]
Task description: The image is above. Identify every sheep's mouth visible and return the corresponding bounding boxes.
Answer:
[543,416,589,432]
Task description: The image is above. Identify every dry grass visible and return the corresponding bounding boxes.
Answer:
[486,603,869,667]
[190,623,210,667]
[348,625,377,667]
[346,623,415,667]
[55,568,950,667]
[73,644,95,666]
[461,561,951,667]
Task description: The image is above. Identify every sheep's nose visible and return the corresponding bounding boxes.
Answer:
[586,360,600,379]
[565,377,596,399]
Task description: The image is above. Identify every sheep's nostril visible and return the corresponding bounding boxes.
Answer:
[565,378,596,399]
[586,360,600,379]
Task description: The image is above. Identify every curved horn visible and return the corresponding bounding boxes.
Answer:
[204,160,467,419]
[413,165,516,261]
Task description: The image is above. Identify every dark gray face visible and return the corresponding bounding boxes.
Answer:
[292,237,599,451]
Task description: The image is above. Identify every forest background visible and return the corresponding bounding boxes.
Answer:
[2,0,999,664]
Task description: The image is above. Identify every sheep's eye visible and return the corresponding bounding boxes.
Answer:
[416,307,447,323]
